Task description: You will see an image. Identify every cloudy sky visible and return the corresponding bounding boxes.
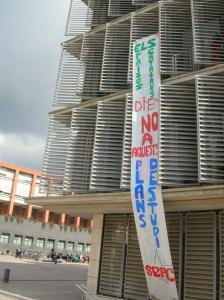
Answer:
[0,0,70,171]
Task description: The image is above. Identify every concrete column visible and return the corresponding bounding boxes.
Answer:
[26,174,37,220]
[8,233,15,247]
[32,237,38,250]
[64,240,68,252]
[54,239,59,251]
[86,214,104,298]
[59,213,66,226]
[43,210,49,223]
[74,216,81,228]
[20,235,24,250]
[26,205,32,220]
[84,219,93,228]
[7,169,19,216]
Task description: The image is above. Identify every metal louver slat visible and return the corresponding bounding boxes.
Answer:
[100,23,131,92]
[128,10,158,82]
[159,85,198,185]
[191,0,224,64]
[124,215,148,300]
[108,0,134,16]
[86,0,112,27]
[63,107,96,192]
[132,0,157,6]
[160,0,195,76]
[184,212,216,300]
[90,100,126,191]
[53,43,81,107]
[41,113,72,195]
[76,32,105,99]
[65,0,90,36]
[220,210,224,299]
[121,93,132,189]
[99,215,127,298]
[166,213,183,297]
[196,76,224,183]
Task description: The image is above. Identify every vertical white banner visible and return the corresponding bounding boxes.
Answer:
[131,34,178,300]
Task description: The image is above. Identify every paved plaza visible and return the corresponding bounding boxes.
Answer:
[0,256,88,300]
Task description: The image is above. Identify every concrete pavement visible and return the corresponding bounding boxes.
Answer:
[0,257,88,300]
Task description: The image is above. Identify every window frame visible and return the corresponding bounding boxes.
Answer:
[0,233,10,244]
[36,238,45,248]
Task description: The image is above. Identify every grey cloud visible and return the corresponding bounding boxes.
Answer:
[0,0,70,169]
[0,132,45,171]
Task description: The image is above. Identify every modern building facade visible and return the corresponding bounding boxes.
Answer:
[0,161,91,254]
[28,0,224,299]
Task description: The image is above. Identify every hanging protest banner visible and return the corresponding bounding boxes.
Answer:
[131,34,178,300]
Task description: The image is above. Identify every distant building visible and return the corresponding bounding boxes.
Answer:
[0,161,91,254]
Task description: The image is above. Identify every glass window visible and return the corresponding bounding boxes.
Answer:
[57,240,65,250]
[77,243,84,252]
[46,239,54,249]
[13,235,22,245]
[67,242,74,251]
[0,233,10,244]
[36,238,45,248]
[24,236,33,246]
[85,244,91,252]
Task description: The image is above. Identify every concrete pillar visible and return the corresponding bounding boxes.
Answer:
[26,205,32,220]
[59,213,66,226]
[86,219,93,228]
[64,240,68,252]
[54,239,59,251]
[43,210,49,223]
[7,169,19,216]
[8,233,14,246]
[32,237,38,250]
[74,216,81,228]
[26,174,37,220]
[86,214,104,298]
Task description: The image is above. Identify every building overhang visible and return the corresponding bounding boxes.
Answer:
[26,185,224,217]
